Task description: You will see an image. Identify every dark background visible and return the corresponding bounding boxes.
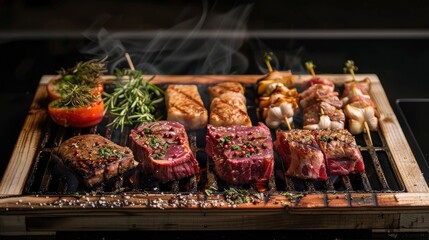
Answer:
[1,0,429,239]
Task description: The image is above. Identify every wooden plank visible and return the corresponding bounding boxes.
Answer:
[369,77,428,192]
[0,85,48,195]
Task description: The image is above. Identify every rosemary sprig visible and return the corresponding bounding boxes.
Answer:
[103,69,164,132]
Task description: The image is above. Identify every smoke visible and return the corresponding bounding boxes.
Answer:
[80,2,253,75]
[249,38,307,74]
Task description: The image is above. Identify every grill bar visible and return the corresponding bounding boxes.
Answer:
[23,83,405,198]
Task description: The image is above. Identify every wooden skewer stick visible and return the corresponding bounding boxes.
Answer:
[344,60,358,81]
[284,117,292,130]
[363,121,373,146]
[345,61,373,145]
[125,52,135,71]
[264,52,273,73]
[305,61,316,77]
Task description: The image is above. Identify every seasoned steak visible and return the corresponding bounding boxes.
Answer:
[274,129,328,181]
[205,123,274,185]
[313,129,365,175]
[129,121,199,183]
[51,134,136,187]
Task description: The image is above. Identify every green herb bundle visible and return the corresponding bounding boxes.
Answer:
[103,69,164,131]
[58,58,107,85]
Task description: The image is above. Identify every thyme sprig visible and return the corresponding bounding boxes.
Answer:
[58,57,107,85]
[53,84,99,108]
[103,69,164,132]
[223,187,262,205]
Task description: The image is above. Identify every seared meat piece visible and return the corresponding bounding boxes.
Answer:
[208,82,245,101]
[299,85,343,109]
[129,121,199,183]
[209,92,252,126]
[303,102,345,130]
[205,123,274,185]
[258,87,298,109]
[341,78,371,100]
[301,77,335,91]
[165,84,208,130]
[274,130,327,181]
[257,70,294,95]
[51,134,136,187]
[313,129,365,175]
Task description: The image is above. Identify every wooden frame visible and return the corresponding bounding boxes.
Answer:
[1,74,428,235]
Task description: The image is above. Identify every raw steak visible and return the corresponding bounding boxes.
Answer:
[129,121,199,182]
[205,123,274,185]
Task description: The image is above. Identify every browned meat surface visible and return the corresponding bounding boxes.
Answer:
[165,84,208,130]
[129,121,199,183]
[51,134,136,187]
[209,92,252,126]
[299,86,343,109]
[341,78,371,99]
[208,81,245,100]
[313,129,365,175]
[301,77,335,91]
[274,129,327,181]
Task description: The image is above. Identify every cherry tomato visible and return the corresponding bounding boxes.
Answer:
[48,98,105,128]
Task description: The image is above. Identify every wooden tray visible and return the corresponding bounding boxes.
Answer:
[1,73,429,235]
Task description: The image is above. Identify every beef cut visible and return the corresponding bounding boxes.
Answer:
[274,129,365,181]
[205,123,274,185]
[274,129,328,181]
[51,134,136,187]
[129,121,199,183]
[313,129,365,175]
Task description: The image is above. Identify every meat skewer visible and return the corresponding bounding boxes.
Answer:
[342,60,379,146]
[300,61,345,130]
[257,52,299,130]
[274,129,364,181]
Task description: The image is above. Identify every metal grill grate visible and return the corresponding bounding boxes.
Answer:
[23,83,405,195]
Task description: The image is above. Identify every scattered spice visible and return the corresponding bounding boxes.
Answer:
[283,192,304,203]
[97,146,125,159]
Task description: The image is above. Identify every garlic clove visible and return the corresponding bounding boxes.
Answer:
[319,115,331,129]
[266,116,281,129]
[345,104,364,122]
[267,106,283,120]
[304,124,320,130]
[279,102,294,118]
[348,119,364,135]
[363,106,378,131]
[330,121,344,129]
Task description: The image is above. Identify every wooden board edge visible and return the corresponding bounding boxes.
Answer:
[0,85,48,195]
[2,192,429,210]
[368,76,429,192]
